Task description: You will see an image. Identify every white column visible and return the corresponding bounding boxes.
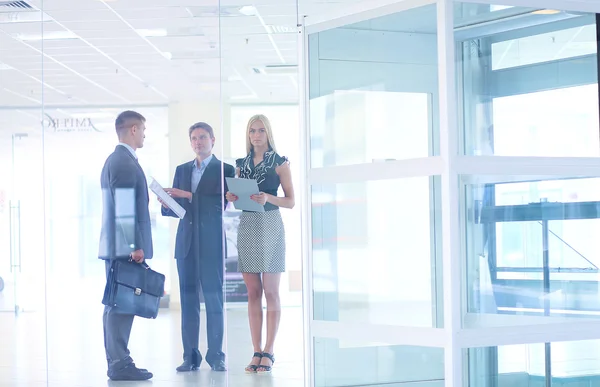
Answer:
[166,100,231,308]
[437,0,463,386]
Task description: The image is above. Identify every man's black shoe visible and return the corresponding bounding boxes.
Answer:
[108,364,153,381]
[209,359,227,372]
[176,359,199,372]
[176,349,201,372]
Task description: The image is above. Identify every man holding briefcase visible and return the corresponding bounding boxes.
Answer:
[98,111,154,381]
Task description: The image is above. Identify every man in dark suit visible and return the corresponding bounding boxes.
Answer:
[160,122,235,372]
[98,110,153,381]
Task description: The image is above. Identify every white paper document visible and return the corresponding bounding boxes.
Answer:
[225,177,265,212]
[149,177,187,219]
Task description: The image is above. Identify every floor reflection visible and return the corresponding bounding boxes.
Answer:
[0,306,304,387]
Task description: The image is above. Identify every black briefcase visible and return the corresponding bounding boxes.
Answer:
[102,259,165,319]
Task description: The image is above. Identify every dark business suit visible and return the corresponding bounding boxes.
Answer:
[162,156,234,366]
[99,144,153,374]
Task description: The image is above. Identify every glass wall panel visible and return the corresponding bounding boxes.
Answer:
[312,176,442,328]
[456,2,599,157]
[308,3,443,331]
[315,337,444,387]
[463,175,600,327]
[0,3,48,385]
[468,340,600,387]
[43,107,170,383]
[308,4,439,169]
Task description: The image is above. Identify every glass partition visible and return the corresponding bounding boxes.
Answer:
[463,175,600,327]
[306,3,445,386]
[456,3,599,157]
[312,176,441,327]
[303,1,600,386]
[468,339,600,386]
[42,106,170,383]
[315,338,444,386]
[0,3,48,385]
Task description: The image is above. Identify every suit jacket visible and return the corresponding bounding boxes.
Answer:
[162,156,235,261]
[98,145,153,260]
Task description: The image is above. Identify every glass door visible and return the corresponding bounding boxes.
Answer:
[0,0,49,378]
[0,133,45,314]
[12,132,46,314]
[0,135,16,313]
[0,124,48,386]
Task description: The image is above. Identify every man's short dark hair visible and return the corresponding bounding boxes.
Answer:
[189,122,215,139]
[115,110,145,135]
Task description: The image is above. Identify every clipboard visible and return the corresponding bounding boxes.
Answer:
[149,177,187,219]
[225,177,265,212]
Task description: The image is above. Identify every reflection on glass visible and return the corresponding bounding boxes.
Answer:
[492,86,600,157]
[312,177,441,327]
[468,340,600,386]
[310,91,432,168]
[308,3,438,168]
[454,3,525,25]
[464,176,600,326]
[114,187,136,257]
[315,337,444,387]
[457,3,598,156]
[491,24,598,70]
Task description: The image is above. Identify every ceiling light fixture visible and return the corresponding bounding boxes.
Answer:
[238,5,257,16]
[491,5,513,11]
[532,9,561,15]
[253,64,298,75]
[0,11,52,23]
[13,30,77,41]
[265,25,296,34]
[136,28,167,37]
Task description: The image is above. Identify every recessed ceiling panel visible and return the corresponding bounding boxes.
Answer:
[46,9,120,22]
[59,20,131,32]
[75,28,140,39]
[116,6,193,20]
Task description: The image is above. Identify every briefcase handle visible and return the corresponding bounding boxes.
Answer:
[128,257,151,270]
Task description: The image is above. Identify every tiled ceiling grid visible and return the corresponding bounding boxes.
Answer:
[0,0,362,108]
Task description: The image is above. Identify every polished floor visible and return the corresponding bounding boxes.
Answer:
[1,304,304,387]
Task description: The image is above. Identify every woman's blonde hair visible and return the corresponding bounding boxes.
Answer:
[246,114,277,154]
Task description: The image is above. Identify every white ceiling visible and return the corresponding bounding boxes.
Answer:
[0,0,364,108]
[0,0,596,116]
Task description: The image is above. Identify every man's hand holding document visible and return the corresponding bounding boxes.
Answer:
[149,177,187,219]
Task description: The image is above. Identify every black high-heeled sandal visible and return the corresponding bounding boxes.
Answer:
[257,352,275,373]
[245,352,263,373]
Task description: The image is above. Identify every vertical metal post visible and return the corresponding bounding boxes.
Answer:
[298,19,315,387]
[541,198,551,387]
[438,0,463,386]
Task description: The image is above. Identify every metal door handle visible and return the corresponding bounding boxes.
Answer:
[16,201,21,273]
[8,200,21,273]
[9,204,13,273]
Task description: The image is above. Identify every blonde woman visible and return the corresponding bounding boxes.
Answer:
[225,114,295,373]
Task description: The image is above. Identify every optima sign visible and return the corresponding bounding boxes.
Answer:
[43,114,103,133]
